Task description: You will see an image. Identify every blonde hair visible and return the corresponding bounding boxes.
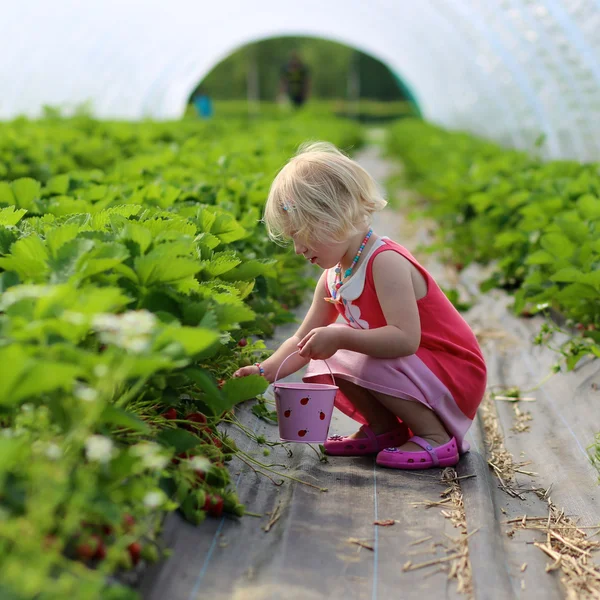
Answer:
[263,141,387,245]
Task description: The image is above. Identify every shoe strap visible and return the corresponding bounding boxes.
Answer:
[410,436,440,467]
[358,425,378,445]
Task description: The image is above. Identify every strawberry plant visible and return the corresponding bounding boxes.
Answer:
[387,119,600,369]
[0,111,363,598]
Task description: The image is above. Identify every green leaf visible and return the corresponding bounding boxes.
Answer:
[540,233,575,259]
[0,226,19,254]
[194,232,221,250]
[156,326,220,356]
[579,271,600,290]
[219,259,277,281]
[211,213,247,243]
[121,222,153,255]
[100,404,151,434]
[12,178,41,211]
[251,401,279,424]
[0,346,30,406]
[156,428,200,454]
[45,223,82,256]
[203,252,241,277]
[221,375,269,409]
[9,361,83,405]
[525,250,554,265]
[0,206,27,227]
[556,283,598,302]
[0,235,49,280]
[577,194,600,220]
[183,367,222,415]
[46,174,70,195]
[214,302,256,327]
[77,242,130,279]
[0,438,27,474]
[48,238,96,282]
[0,182,16,205]
[134,248,201,285]
[468,193,493,213]
[196,207,217,233]
[550,268,582,283]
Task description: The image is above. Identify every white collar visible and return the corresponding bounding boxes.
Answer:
[327,237,387,301]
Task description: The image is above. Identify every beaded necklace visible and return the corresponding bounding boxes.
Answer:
[325,228,373,304]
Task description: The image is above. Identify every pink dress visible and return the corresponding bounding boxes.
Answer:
[303,237,487,453]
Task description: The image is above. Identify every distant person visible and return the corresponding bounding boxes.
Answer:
[192,86,213,119]
[280,51,310,108]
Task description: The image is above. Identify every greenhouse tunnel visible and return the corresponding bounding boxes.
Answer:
[1,1,600,599]
[2,0,600,160]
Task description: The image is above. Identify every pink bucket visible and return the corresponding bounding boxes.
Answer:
[273,351,338,443]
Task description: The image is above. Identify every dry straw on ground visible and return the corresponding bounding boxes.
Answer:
[482,393,600,599]
[403,468,475,600]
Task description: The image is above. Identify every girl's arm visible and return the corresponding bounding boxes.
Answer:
[234,271,339,382]
[337,251,421,358]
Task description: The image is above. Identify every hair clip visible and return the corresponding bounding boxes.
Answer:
[282,204,290,211]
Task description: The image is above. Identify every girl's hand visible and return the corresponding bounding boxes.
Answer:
[297,327,340,360]
[233,365,260,378]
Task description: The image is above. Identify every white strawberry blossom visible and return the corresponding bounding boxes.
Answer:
[93,364,109,378]
[85,435,115,464]
[74,384,98,402]
[143,490,166,509]
[45,443,62,460]
[130,442,169,470]
[92,310,157,354]
[188,455,211,472]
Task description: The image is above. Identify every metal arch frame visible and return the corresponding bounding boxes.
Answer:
[423,0,523,147]
[505,0,592,159]
[442,0,554,155]
[488,0,584,159]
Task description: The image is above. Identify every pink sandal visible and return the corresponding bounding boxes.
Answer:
[324,424,410,456]
[375,436,459,470]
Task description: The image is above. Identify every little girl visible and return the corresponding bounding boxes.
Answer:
[234,142,487,470]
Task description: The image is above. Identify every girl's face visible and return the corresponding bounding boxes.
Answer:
[291,233,348,269]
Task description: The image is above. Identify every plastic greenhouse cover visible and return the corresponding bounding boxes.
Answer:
[2,0,600,160]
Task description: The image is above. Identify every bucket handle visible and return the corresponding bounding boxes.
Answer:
[273,350,337,388]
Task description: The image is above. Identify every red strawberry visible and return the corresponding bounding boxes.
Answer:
[128,542,142,566]
[91,535,106,560]
[162,408,177,420]
[184,412,208,431]
[76,542,95,561]
[122,514,135,532]
[298,429,308,437]
[319,411,326,421]
[203,494,224,518]
[238,338,248,347]
[284,409,292,418]
[300,397,310,406]
[454,262,464,272]
[186,412,207,425]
